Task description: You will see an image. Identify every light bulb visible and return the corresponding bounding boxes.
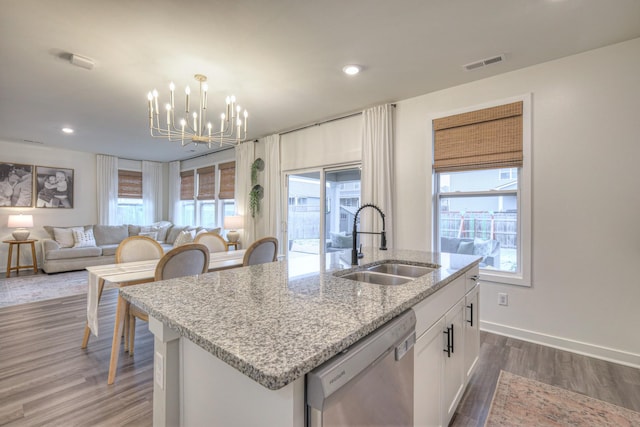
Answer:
[152,89,158,98]
[185,86,191,95]
[244,110,248,118]
[169,82,175,91]
[147,92,153,101]
[203,83,208,92]
[165,104,171,111]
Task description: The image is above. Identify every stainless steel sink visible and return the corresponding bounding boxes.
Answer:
[367,263,436,278]
[338,271,411,286]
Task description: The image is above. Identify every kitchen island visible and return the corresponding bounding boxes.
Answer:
[121,247,480,426]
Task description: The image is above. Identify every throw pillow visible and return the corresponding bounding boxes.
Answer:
[152,221,172,242]
[166,226,188,244]
[456,240,474,255]
[473,238,492,257]
[72,229,97,248]
[53,227,83,248]
[138,231,159,240]
[173,230,195,247]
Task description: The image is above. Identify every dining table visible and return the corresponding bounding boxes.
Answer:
[81,249,246,384]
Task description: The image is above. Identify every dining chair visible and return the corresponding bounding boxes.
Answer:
[115,236,164,353]
[242,237,278,266]
[128,243,210,354]
[194,231,228,253]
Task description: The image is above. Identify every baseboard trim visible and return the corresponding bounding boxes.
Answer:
[480,320,640,369]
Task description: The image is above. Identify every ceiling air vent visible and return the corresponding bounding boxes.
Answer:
[463,54,506,71]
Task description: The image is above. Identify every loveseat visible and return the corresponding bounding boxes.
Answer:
[41,222,220,273]
[440,236,501,269]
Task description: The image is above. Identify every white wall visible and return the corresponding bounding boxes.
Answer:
[394,38,640,366]
[0,140,98,270]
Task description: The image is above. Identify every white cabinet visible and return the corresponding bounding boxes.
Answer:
[413,266,481,427]
[442,299,465,425]
[464,283,480,382]
[414,317,445,427]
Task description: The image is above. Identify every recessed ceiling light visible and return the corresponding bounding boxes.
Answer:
[62,127,74,134]
[342,65,361,76]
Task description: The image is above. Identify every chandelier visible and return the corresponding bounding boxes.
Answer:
[147,74,248,148]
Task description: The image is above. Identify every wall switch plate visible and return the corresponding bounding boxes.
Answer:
[155,351,164,389]
[498,293,508,306]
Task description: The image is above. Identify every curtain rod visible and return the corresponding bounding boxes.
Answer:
[279,103,396,136]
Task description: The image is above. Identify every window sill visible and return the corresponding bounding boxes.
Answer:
[479,269,530,287]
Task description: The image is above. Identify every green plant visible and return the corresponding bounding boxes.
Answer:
[249,184,263,218]
[251,158,264,186]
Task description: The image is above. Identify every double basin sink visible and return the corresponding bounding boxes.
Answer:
[335,262,439,286]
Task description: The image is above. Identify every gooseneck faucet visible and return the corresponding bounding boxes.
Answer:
[352,203,387,265]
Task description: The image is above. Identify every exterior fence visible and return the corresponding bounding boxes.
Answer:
[440,211,517,249]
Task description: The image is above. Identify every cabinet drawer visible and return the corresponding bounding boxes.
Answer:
[465,266,480,293]
[414,275,465,339]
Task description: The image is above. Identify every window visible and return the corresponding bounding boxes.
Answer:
[178,162,236,228]
[433,96,531,286]
[117,170,143,224]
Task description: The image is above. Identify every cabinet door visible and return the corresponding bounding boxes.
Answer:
[464,284,480,382]
[414,317,445,427]
[442,299,465,426]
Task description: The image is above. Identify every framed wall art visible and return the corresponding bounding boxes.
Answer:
[35,166,74,208]
[0,162,34,207]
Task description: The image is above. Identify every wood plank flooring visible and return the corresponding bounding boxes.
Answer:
[1,290,639,426]
[450,331,640,426]
[0,289,153,426]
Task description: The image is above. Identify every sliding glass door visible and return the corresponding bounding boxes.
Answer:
[285,165,361,259]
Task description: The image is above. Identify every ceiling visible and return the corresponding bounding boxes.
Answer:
[1,0,639,162]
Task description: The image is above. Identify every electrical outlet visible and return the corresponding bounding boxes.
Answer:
[155,352,164,389]
[498,293,508,306]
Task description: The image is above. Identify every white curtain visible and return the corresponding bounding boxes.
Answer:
[262,134,281,247]
[168,161,182,224]
[236,141,255,246]
[360,104,394,248]
[142,160,163,223]
[96,154,118,225]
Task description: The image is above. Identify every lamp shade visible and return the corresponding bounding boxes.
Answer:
[224,215,243,230]
[224,215,243,243]
[8,214,33,228]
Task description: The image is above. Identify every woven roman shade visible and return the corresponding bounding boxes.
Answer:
[196,166,215,200]
[118,170,142,199]
[180,170,195,201]
[218,161,236,200]
[433,101,523,172]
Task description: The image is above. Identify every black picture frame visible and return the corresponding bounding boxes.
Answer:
[35,166,74,208]
[0,162,34,207]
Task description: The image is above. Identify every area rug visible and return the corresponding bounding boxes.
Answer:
[0,270,91,307]
[485,370,640,426]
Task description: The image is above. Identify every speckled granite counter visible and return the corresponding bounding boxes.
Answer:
[121,247,479,391]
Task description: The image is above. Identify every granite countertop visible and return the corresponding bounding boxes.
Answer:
[120,247,480,390]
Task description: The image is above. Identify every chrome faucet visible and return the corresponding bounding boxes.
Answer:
[352,203,387,265]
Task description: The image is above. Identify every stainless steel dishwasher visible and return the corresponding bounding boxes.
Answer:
[306,309,416,427]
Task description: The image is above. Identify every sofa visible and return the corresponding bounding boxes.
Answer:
[41,222,220,273]
[440,236,501,269]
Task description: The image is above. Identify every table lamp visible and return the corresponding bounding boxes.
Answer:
[224,215,243,243]
[8,214,33,241]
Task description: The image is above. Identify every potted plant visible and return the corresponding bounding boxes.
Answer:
[251,158,264,186]
[249,184,263,218]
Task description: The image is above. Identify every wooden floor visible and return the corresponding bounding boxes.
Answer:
[0,289,153,427]
[1,290,639,427]
[451,331,640,426]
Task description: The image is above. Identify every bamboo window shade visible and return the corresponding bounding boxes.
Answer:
[433,101,523,172]
[196,166,215,200]
[118,170,142,199]
[218,161,236,200]
[180,170,194,200]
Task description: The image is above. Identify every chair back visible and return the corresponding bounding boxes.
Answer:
[155,243,210,281]
[242,237,278,266]
[116,235,164,264]
[194,232,227,253]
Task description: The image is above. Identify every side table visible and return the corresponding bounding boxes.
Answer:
[226,241,240,251]
[3,239,38,278]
